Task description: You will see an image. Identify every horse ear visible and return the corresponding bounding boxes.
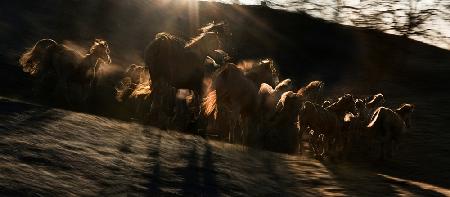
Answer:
[409,104,416,112]
[127,64,137,72]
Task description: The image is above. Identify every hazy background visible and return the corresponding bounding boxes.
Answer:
[215,0,450,49]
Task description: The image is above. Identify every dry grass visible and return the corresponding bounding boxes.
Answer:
[1,96,450,196]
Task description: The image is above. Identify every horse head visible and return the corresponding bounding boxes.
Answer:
[83,39,111,88]
[125,64,146,84]
[396,103,415,128]
[276,91,302,112]
[327,93,357,115]
[90,39,111,64]
[259,59,279,86]
[365,93,385,109]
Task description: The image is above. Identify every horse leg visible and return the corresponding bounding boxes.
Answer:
[324,134,331,157]
[241,116,249,148]
[298,125,307,155]
[379,141,385,161]
[386,140,394,159]
[60,79,73,108]
[149,81,165,127]
[229,116,236,144]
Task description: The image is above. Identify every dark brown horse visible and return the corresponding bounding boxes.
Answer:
[203,63,260,144]
[144,22,224,127]
[299,94,356,158]
[264,91,302,153]
[367,103,415,160]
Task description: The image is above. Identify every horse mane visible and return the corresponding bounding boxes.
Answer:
[198,21,227,34]
[395,103,415,115]
[274,78,292,92]
[19,39,58,75]
[156,32,185,42]
[259,83,274,95]
[326,94,354,112]
[366,93,384,108]
[276,91,295,111]
[297,80,324,96]
[185,32,207,48]
[185,31,221,50]
[154,32,187,48]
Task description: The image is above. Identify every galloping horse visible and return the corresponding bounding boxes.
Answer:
[203,63,260,144]
[19,38,111,108]
[264,91,303,153]
[299,94,356,158]
[367,103,415,160]
[144,22,224,127]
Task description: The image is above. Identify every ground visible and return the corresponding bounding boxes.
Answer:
[1,97,449,196]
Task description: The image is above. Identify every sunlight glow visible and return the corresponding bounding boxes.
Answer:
[378,174,450,196]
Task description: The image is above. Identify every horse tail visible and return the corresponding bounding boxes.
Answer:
[202,90,217,119]
[19,39,57,76]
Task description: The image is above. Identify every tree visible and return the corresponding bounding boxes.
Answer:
[270,0,449,48]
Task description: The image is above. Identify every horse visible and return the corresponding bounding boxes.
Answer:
[365,93,385,109]
[341,98,370,158]
[258,79,294,122]
[19,38,111,108]
[144,22,224,128]
[299,94,356,158]
[297,80,325,104]
[115,64,148,102]
[114,64,152,119]
[367,103,415,160]
[202,63,260,144]
[365,93,385,117]
[237,58,280,88]
[263,91,302,153]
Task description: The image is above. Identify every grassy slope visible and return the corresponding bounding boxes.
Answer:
[1,98,449,196]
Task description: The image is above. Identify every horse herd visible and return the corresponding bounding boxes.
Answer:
[19,22,415,161]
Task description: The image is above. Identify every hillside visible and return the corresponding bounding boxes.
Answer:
[1,97,449,196]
